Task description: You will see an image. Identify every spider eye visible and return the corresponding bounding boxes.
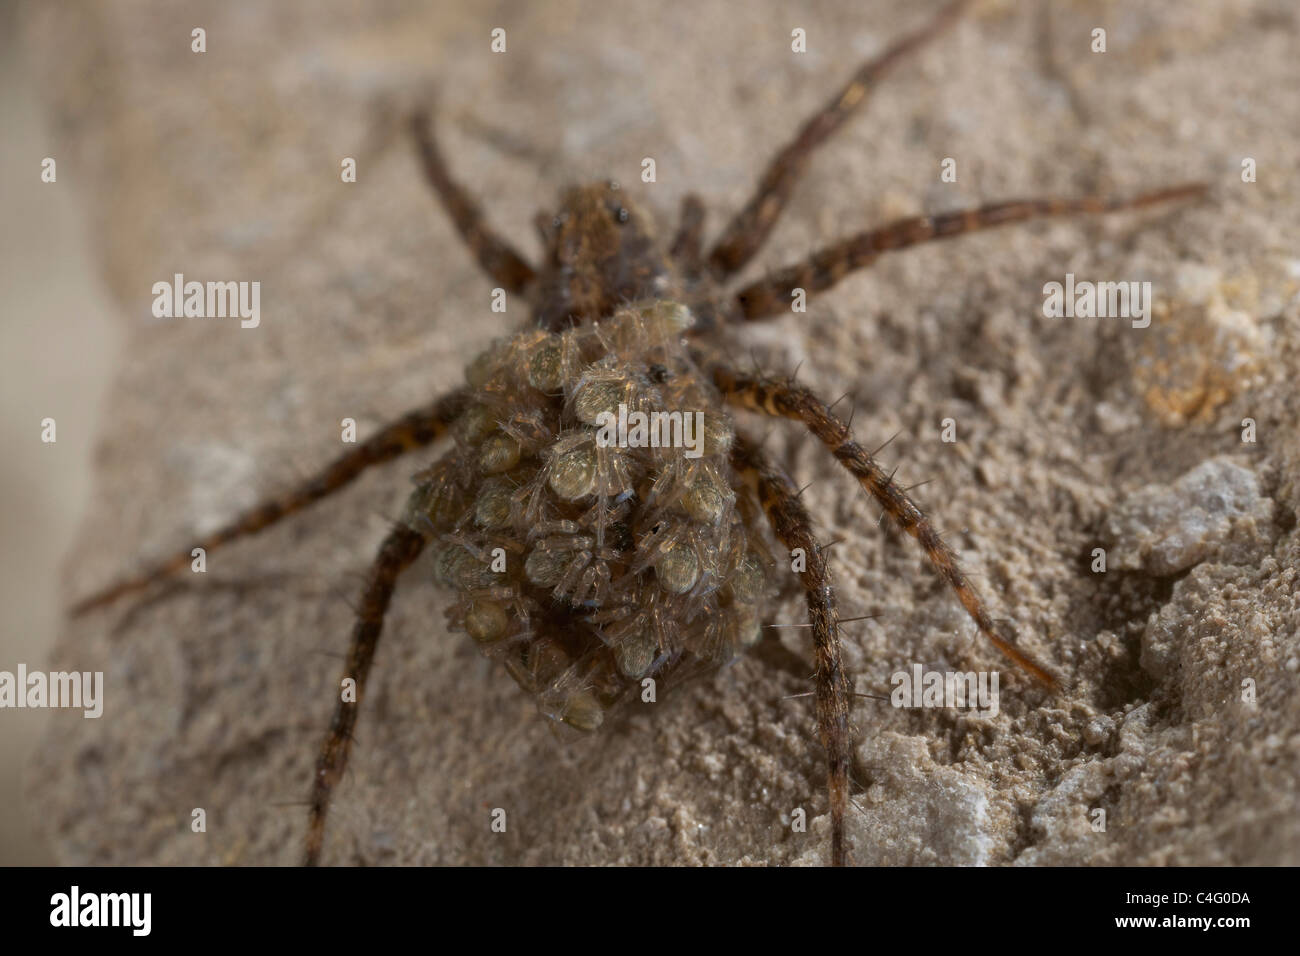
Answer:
[616,207,629,224]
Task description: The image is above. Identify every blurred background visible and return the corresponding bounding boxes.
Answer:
[0,1,121,863]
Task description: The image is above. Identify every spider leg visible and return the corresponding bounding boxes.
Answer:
[733,183,1207,321]
[732,432,853,867]
[705,0,971,279]
[70,388,469,616]
[304,521,427,866]
[714,366,1059,687]
[669,193,707,270]
[410,111,537,294]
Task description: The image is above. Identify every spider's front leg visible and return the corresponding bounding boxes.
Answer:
[706,0,972,279]
[70,388,470,615]
[715,365,1058,688]
[731,185,1207,321]
[410,111,537,293]
[670,193,707,272]
[732,434,853,867]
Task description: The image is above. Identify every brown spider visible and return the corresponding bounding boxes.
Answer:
[71,0,1204,866]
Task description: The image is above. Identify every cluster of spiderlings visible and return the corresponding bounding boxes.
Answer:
[403,301,774,731]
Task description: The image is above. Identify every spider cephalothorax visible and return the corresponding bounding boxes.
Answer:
[531,185,680,331]
[412,301,770,732]
[72,0,1204,866]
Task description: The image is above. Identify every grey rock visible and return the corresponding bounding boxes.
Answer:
[1103,458,1272,576]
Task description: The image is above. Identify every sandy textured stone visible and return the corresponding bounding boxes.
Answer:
[1102,458,1273,575]
[23,0,1300,865]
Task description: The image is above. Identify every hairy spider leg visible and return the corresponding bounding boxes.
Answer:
[714,367,1059,688]
[706,0,972,279]
[670,193,708,271]
[411,111,537,293]
[732,433,852,866]
[733,184,1208,320]
[71,389,469,615]
[305,522,428,865]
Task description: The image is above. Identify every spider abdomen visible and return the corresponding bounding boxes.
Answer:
[405,301,773,731]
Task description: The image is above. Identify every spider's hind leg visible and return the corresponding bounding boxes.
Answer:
[304,519,428,866]
[715,365,1058,687]
[71,388,469,616]
[732,433,853,867]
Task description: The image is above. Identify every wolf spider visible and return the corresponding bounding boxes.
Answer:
[72,0,1204,865]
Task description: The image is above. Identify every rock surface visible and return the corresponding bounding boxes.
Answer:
[1102,457,1273,575]
[24,0,1300,865]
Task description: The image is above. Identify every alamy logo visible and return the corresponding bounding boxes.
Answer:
[50,886,151,936]
[890,665,999,718]
[152,273,260,328]
[0,664,102,718]
[1042,273,1153,328]
[594,402,706,459]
